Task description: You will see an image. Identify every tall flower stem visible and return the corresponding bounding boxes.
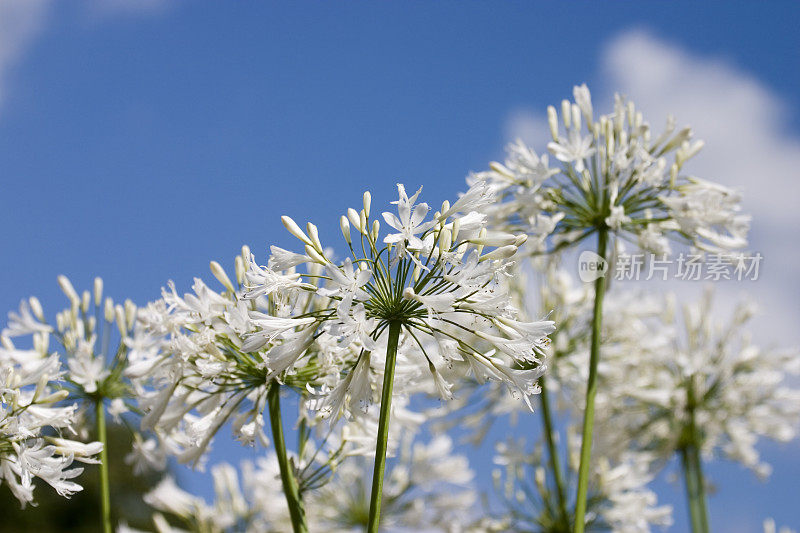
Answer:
[539,376,569,526]
[95,399,112,533]
[681,378,710,533]
[267,381,308,533]
[573,228,608,533]
[368,320,402,533]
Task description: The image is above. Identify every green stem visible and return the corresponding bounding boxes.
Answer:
[681,378,710,533]
[539,377,569,527]
[573,228,608,533]
[95,400,112,533]
[267,381,308,533]
[368,320,402,533]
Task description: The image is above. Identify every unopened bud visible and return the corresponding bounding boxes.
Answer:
[81,291,90,314]
[561,99,571,129]
[57,275,79,304]
[125,299,137,327]
[347,208,363,233]
[304,245,327,265]
[479,245,518,262]
[340,216,351,244]
[29,297,44,321]
[571,103,581,132]
[281,216,313,246]
[93,277,103,307]
[115,305,127,336]
[363,191,372,218]
[547,106,559,141]
[210,261,235,292]
[234,256,245,285]
[104,298,114,322]
[306,222,323,252]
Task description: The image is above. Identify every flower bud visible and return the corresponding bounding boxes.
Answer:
[438,228,452,252]
[371,219,380,241]
[115,305,127,336]
[241,245,251,263]
[571,103,581,132]
[29,297,44,321]
[451,217,461,243]
[561,99,571,129]
[281,216,313,246]
[93,277,103,307]
[479,245,518,262]
[340,215,351,244]
[234,256,245,285]
[57,275,79,305]
[81,291,90,313]
[125,299,137,329]
[347,208,363,234]
[104,298,114,322]
[363,191,372,218]
[306,222,323,252]
[210,261,235,292]
[304,245,327,265]
[547,105,559,141]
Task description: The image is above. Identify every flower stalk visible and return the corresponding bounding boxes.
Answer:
[267,381,308,533]
[95,399,112,533]
[573,227,608,533]
[539,376,569,527]
[681,377,710,533]
[368,320,402,533]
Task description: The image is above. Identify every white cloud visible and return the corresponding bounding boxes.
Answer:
[0,0,50,108]
[504,29,800,344]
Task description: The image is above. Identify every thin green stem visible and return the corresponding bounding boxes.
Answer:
[95,399,112,533]
[368,320,402,533]
[539,377,570,528]
[267,381,308,533]
[573,228,608,533]
[681,378,710,533]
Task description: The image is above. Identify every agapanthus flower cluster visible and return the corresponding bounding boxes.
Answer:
[0,344,102,506]
[3,275,140,423]
[474,84,749,255]
[127,250,322,467]
[586,288,800,478]
[254,182,555,416]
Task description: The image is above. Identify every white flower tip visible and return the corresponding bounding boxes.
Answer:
[209,261,235,292]
[28,297,45,321]
[363,191,372,217]
[340,215,352,244]
[402,287,416,299]
[93,277,103,307]
[57,275,79,303]
[281,215,312,246]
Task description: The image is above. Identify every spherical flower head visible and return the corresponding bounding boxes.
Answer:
[3,275,140,421]
[575,287,800,478]
[475,84,750,255]
[244,182,556,419]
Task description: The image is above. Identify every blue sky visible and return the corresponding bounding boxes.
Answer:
[1,2,799,531]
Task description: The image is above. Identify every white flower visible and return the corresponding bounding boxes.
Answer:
[382,184,437,251]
